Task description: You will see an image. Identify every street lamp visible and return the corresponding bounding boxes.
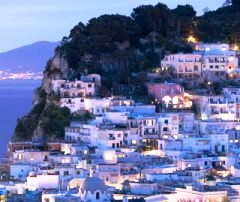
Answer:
[188,35,197,43]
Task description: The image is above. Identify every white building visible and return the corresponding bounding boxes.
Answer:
[79,176,110,202]
[161,43,238,80]
[26,173,59,191]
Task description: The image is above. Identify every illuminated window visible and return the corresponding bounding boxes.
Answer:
[206,47,210,51]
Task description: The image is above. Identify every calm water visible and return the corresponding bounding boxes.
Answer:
[0,80,41,158]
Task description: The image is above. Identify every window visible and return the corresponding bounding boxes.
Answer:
[96,192,100,200]
[215,65,219,69]
[88,84,92,88]
[210,65,214,69]
[163,127,168,132]
[164,119,168,124]
[81,99,84,103]
[63,171,69,176]
[222,145,225,153]
[194,66,198,71]
[118,134,121,137]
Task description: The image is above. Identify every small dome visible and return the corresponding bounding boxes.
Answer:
[81,176,107,193]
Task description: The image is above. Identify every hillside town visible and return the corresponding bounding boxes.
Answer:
[0,43,240,201]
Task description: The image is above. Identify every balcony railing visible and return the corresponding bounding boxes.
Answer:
[143,133,159,139]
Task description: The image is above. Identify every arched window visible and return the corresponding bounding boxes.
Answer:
[96,191,100,200]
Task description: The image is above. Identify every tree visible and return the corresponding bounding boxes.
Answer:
[131,3,172,37]
[222,0,232,7]
[40,105,71,140]
[232,0,240,5]
[202,7,209,14]
[172,5,197,38]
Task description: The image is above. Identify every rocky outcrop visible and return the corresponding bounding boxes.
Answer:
[42,54,70,93]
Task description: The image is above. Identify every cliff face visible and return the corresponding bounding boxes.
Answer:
[31,54,73,142]
[42,54,69,93]
[12,53,72,142]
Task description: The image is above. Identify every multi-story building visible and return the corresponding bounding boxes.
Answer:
[161,53,202,78]
[147,82,192,109]
[161,43,239,80]
[192,88,240,121]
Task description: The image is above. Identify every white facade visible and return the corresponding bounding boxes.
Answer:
[161,43,238,80]
[26,174,59,191]
[10,164,32,180]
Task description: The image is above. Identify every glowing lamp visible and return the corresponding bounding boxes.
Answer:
[229,56,234,62]
[172,96,179,105]
[234,45,239,51]
[188,36,197,43]
[162,96,172,107]
[103,150,117,164]
[173,135,178,139]
[205,47,211,51]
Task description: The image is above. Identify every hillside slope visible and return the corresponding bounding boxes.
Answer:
[12,2,240,142]
[0,41,59,73]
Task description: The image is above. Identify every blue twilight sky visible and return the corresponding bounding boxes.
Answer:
[0,0,223,53]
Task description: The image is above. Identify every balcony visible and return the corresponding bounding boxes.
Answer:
[143,133,159,139]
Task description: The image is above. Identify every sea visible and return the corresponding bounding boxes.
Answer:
[0,80,41,158]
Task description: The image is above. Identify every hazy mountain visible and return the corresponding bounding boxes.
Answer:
[0,41,59,73]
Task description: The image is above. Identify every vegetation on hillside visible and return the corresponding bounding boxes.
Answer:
[13,1,240,141]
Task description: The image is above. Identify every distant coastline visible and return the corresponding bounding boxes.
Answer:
[0,70,43,80]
